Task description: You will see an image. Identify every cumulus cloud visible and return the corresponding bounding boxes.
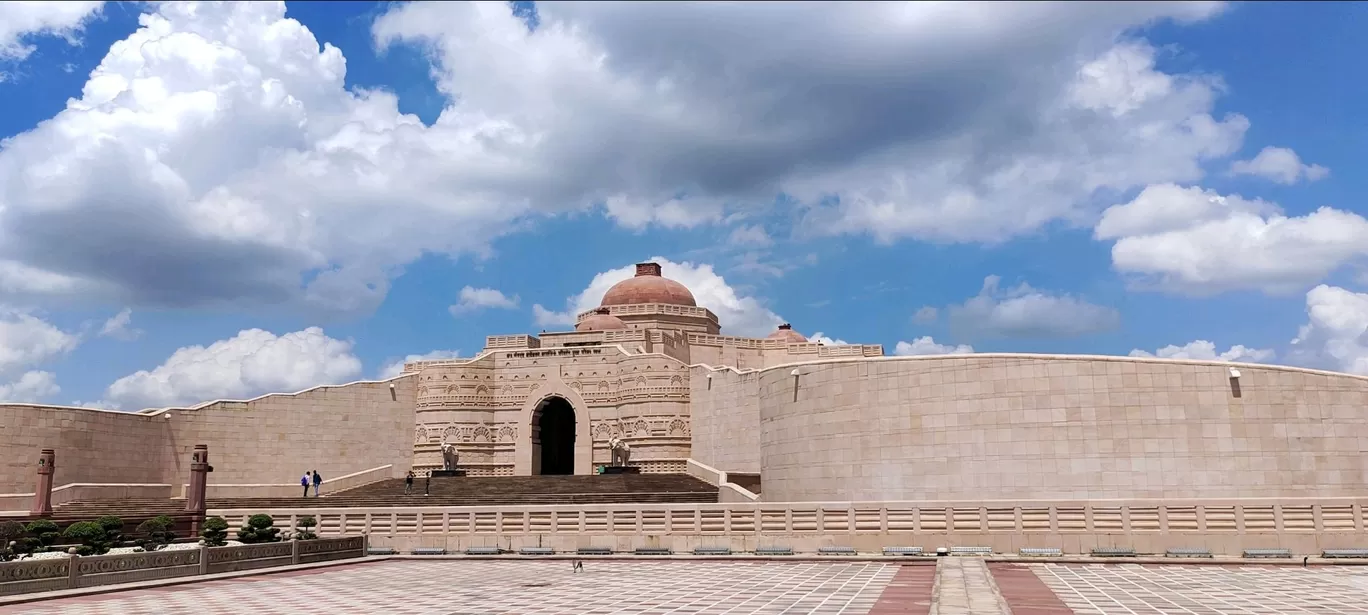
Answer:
[0,2,1249,318]
[0,308,79,402]
[0,1,103,64]
[727,225,773,248]
[532,257,784,336]
[98,308,143,340]
[1129,340,1274,363]
[0,370,60,402]
[102,327,363,410]
[377,349,461,379]
[1229,146,1329,185]
[894,336,975,356]
[1288,285,1368,376]
[946,276,1120,339]
[1096,184,1368,295]
[449,286,519,315]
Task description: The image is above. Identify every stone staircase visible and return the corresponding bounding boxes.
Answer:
[51,473,719,515]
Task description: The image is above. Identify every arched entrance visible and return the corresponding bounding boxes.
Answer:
[532,396,576,475]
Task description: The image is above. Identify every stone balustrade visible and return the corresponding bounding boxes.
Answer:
[213,498,1368,556]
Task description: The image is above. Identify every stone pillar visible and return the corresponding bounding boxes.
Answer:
[186,445,212,533]
[30,448,55,516]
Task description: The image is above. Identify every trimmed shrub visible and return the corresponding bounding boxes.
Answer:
[21,519,60,555]
[95,516,124,546]
[294,516,318,541]
[201,516,229,547]
[0,520,23,561]
[135,515,177,552]
[237,514,281,544]
[62,521,113,556]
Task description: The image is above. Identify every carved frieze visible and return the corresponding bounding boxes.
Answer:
[414,422,520,445]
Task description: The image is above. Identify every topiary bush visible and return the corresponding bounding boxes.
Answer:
[201,516,229,547]
[21,519,60,555]
[62,521,113,556]
[293,516,318,540]
[237,514,281,544]
[95,516,124,546]
[0,520,24,561]
[135,515,177,552]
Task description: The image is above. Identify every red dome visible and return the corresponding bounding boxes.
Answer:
[601,262,697,307]
[576,308,627,332]
[766,323,807,343]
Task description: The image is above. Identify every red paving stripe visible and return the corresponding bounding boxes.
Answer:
[869,563,935,615]
[988,563,1074,615]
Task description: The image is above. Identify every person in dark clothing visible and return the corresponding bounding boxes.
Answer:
[301,473,310,498]
[424,474,430,496]
[311,470,323,497]
[404,471,414,495]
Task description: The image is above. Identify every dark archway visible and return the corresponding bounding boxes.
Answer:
[533,397,576,475]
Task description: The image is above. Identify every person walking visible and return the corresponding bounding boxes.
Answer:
[404,471,414,495]
[300,472,310,498]
[424,474,430,497]
[311,470,323,497]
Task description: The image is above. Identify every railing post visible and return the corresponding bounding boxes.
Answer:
[67,552,81,589]
[291,538,300,565]
[199,545,209,575]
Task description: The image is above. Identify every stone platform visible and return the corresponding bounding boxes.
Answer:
[600,465,640,475]
[429,469,466,478]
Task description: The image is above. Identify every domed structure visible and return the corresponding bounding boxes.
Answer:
[576,307,627,332]
[601,262,697,307]
[767,323,807,343]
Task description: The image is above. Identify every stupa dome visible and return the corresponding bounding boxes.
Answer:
[576,308,628,332]
[600,262,697,307]
[766,323,807,343]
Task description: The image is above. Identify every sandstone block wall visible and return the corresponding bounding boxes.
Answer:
[0,405,170,492]
[688,367,761,474]
[758,355,1368,502]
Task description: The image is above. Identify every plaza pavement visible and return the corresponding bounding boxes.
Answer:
[4,558,1368,614]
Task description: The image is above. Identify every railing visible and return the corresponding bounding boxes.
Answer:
[0,536,365,597]
[212,498,1368,556]
[181,465,395,499]
[685,459,759,502]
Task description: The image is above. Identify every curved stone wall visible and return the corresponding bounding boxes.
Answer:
[756,355,1368,502]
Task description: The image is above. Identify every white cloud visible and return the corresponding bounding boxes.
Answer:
[0,370,60,402]
[894,336,975,356]
[449,286,519,315]
[1129,340,1274,363]
[0,308,80,376]
[0,2,1252,318]
[98,308,143,340]
[0,1,103,63]
[727,225,773,248]
[809,332,847,346]
[912,306,939,324]
[946,276,1120,338]
[1288,285,1368,376]
[102,327,363,410]
[1096,184,1368,295]
[378,349,460,379]
[532,257,784,336]
[1229,146,1329,185]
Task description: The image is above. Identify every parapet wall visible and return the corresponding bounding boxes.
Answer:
[757,354,1368,502]
[687,367,761,474]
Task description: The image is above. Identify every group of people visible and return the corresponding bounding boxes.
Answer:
[404,471,430,496]
[300,470,323,497]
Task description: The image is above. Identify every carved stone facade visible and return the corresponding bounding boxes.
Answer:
[404,262,882,476]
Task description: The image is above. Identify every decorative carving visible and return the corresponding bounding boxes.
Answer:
[414,427,428,444]
[441,441,459,470]
[609,436,632,467]
[668,418,687,436]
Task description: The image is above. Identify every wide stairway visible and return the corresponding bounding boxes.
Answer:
[52,474,719,516]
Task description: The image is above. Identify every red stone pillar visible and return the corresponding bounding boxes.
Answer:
[186,445,212,532]
[30,448,55,516]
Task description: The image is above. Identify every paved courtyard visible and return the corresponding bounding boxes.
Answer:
[0,560,922,615]
[1029,563,1368,614]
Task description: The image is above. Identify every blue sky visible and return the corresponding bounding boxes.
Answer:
[0,1,1365,409]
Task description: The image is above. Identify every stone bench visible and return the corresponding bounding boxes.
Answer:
[1019,548,1062,557]
[577,546,613,555]
[367,547,398,556]
[462,547,501,555]
[1091,547,1137,558]
[755,546,794,556]
[693,546,732,556]
[634,547,672,556]
[519,547,555,556]
[1244,548,1292,559]
[412,547,448,556]
[950,546,992,556]
[882,547,924,557]
[818,546,857,555]
[1322,549,1368,559]
[1166,548,1212,559]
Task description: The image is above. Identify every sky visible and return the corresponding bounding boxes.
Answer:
[0,1,1366,411]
